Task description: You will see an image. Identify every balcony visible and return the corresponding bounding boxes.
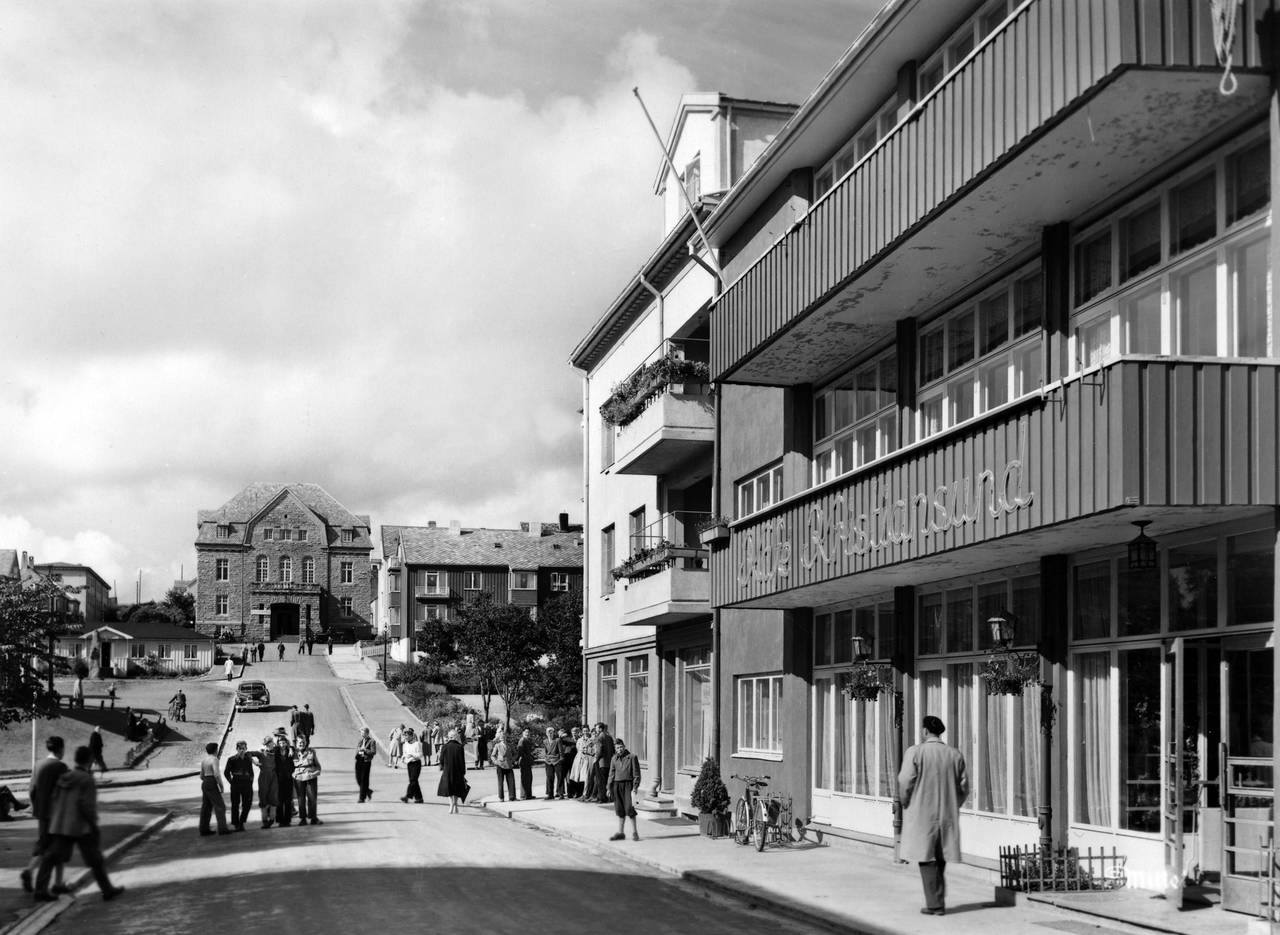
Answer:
[713,0,1273,385]
[715,360,1280,609]
[509,586,538,608]
[612,512,712,626]
[414,585,452,601]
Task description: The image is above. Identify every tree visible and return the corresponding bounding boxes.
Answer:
[453,595,544,729]
[0,575,70,728]
[528,590,582,712]
[162,586,195,625]
[122,601,186,627]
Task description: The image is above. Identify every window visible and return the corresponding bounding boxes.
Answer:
[130,642,147,659]
[302,557,315,585]
[296,529,308,542]
[184,644,199,661]
[1228,529,1274,625]
[340,561,353,585]
[629,507,647,556]
[215,594,228,616]
[256,555,269,583]
[813,349,898,484]
[279,557,292,584]
[464,571,482,591]
[1168,539,1218,631]
[278,528,292,542]
[1070,133,1271,369]
[550,572,570,592]
[814,600,894,665]
[216,524,232,539]
[340,597,353,618]
[626,656,649,762]
[917,0,1015,98]
[683,156,701,202]
[1073,560,1111,640]
[680,649,712,770]
[736,463,784,518]
[157,643,172,659]
[737,675,783,756]
[918,265,1042,439]
[512,571,535,590]
[1119,647,1161,832]
[814,94,901,199]
[215,558,228,582]
[342,528,354,544]
[601,526,615,596]
[421,603,444,623]
[599,660,618,734]
[263,528,274,541]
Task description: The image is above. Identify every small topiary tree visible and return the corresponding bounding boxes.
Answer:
[690,756,730,815]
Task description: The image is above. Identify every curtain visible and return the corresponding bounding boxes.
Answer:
[1077,652,1112,826]
[834,684,851,793]
[982,692,1008,812]
[877,692,899,798]
[1014,682,1041,817]
[948,663,974,794]
[855,699,872,794]
[814,679,830,790]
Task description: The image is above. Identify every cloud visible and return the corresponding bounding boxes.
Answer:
[0,514,130,594]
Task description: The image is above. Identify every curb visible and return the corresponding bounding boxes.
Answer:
[1,810,173,935]
[338,682,427,761]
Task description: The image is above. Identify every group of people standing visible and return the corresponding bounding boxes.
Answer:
[199,728,325,834]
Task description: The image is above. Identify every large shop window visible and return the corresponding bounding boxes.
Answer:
[679,649,712,771]
[918,264,1043,440]
[599,660,618,735]
[737,675,783,757]
[1070,135,1271,370]
[812,350,898,485]
[626,656,649,763]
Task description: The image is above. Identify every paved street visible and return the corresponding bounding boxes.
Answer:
[42,651,826,935]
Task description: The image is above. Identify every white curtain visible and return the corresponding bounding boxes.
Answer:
[855,699,872,794]
[877,692,899,798]
[982,691,1008,812]
[1077,653,1112,826]
[948,663,974,793]
[834,684,852,793]
[1014,682,1041,817]
[814,678,831,790]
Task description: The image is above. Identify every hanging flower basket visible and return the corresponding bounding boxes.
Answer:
[841,663,894,702]
[979,650,1040,695]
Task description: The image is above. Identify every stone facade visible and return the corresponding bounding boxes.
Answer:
[194,483,374,641]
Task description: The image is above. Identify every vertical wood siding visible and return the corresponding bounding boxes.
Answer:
[713,361,1280,607]
[711,0,1272,379]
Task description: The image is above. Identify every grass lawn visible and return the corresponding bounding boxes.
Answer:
[0,674,235,776]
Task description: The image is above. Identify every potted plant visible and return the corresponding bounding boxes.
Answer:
[979,650,1040,695]
[842,663,893,702]
[690,756,731,837]
[697,514,731,546]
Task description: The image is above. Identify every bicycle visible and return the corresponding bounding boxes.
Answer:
[730,774,825,851]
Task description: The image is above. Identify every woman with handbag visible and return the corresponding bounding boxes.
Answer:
[292,736,323,826]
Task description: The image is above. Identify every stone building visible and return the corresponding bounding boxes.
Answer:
[194,482,373,641]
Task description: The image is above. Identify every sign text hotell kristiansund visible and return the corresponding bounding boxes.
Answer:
[736,457,1035,588]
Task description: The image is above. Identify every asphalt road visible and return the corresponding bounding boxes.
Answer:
[46,652,826,935]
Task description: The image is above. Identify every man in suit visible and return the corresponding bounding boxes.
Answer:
[21,736,67,897]
[516,728,536,800]
[542,725,562,800]
[296,704,316,743]
[223,740,256,832]
[898,715,969,916]
[594,723,616,804]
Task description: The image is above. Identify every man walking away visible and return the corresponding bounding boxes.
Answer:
[88,727,108,773]
[898,715,969,916]
[277,641,286,661]
[37,746,124,902]
[224,741,256,832]
[199,742,231,836]
[297,704,316,743]
[22,736,67,897]
[542,725,562,800]
[607,737,643,842]
[355,727,376,803]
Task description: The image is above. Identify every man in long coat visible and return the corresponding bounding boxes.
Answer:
[897,715,969,916]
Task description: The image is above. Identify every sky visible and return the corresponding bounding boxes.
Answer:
[0,0,879,602]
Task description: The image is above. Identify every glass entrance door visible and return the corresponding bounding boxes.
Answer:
[1221,637,1274,915]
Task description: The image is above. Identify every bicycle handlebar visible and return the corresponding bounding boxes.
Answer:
[730,774,771,787]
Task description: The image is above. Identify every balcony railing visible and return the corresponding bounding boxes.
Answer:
[601,339,711,431]
[613,511,710,582]
[414,585,451,600]
[712,0,1274,384]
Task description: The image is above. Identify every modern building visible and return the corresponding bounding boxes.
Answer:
[72,620,216,675]
[694,0,1276,916]
[194,482,374,642]
[375,517,583,664]
[571,93,795,812]
[32,561,112,629]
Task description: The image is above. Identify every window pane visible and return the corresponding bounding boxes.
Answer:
[814,679,831,788]
[947,663,974,801]
[1077,315,1112,369]
[1013,341,1041,396]
[1176,260,1218,356]
[834,609,854,664]
[836,435,855,474]
[854,699,873,794]
[877,603,896,662]
[976,581,1007,651]
[948,376,974,425]
[854,606,876,658]
[919,594,942,655]
[1227,530,1273,626]
[855,424,876,466]
[1076,652,1112,825]
[1227,139,1270,224]
[1013,683,1042,818]
[834,383,855,432]
[741,681,754,748]
[1073,560,1111,640]
[949,30,975,62]
[757,475,771,509]
[1076,230,1112,304]
[946,587,973,653]
[879,355,898,409]
[1169,539,1218,630]
[1171,171,1216,255]
[979,358,1008,412]
[920,397,943,438]
[878,412,898,457]
[1122,284,1162,354]
[1234,235,1269,357]
[854,366,878,420]
[1121,202,1161,281]
[834,685,852,792]
[1119,647,1161,832]
[814,613,831,665]
[920,329,945,384]
[814,393,830,440]
[979,293,1009,354]
[948,310,975,370]
[1014,272,1043,336]
[1118,562,1161,636]
[1010,575,1041,647]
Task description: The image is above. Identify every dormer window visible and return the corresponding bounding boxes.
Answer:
[683,156,701,202]
[341,528,354,544]
[216,524,233,539]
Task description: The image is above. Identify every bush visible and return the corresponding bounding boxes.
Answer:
[73,660,90,680]
[690,756,730,814]
[386,660,438,691]
[404,693,480,728]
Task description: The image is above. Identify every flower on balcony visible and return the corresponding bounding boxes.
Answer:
[609,540,677,582]
[599,352,711,427]
[695,514,730,533]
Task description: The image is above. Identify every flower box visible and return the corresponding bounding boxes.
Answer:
[698,524,730,546]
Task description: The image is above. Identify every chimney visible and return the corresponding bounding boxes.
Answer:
[527,520,541,538]
[21,551,27,568]
[448,520,461,536]
[559,512,569,531]
[427,521,437,529]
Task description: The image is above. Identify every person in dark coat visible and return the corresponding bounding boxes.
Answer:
[515,728,537,800]
[594,723,615,804]
[22,736,67,897]
[37,746,123,901]
[436,729,467,814]
[274,734,297,826]
[88,727,108,773]
[223,740,255,832]
[897,715,969,916]
[474,721,490,769]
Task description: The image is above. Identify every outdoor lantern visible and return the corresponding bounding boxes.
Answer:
[988,612,1016,649]
[850,634,872,661]
[1127,520,1158,571]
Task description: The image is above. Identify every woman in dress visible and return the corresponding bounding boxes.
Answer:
[568,726,590,799]
[399,728,425,804]
[387,723,404,769]
[249,734,279,828]
[436,728,468,814]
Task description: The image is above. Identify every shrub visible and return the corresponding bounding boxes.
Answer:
[690,756,730,814]
[73,660,90,680]
[405,693,480,728]
[386,660,439,691]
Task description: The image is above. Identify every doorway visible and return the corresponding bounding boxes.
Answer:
[269,603,300,640]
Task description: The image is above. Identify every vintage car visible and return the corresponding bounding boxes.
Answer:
[234,680,270,711]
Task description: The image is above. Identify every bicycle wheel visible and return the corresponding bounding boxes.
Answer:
[733,798,750,846]
[754,798,769,852]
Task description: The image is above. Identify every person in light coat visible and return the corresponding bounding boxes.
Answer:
[897,715,969,917]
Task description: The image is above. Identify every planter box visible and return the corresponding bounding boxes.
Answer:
[698,525,730,546]
[698,811,731,838]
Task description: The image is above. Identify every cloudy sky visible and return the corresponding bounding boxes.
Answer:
[0,0,878,602]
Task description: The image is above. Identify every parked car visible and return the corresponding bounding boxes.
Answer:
[235,680,270,711]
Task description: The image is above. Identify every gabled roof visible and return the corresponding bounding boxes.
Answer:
[381,525,583,571]
[83,621,213,642]
[200,483,367,528]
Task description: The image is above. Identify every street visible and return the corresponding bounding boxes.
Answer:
[43,652,825,935]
